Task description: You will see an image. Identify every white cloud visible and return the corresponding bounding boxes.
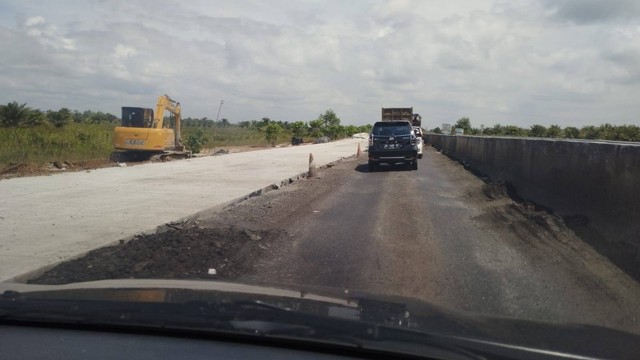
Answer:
[24,16,45,27]
[0,0,638,128]
[23,15,76,51]
[114,44,137,59]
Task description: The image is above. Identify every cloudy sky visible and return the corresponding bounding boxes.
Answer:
[1,0,639,129]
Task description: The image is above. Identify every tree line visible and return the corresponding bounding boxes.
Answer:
[0,101,118,128]
[183,109,372,144]
[1,102,371,142]
[432,117,640,142]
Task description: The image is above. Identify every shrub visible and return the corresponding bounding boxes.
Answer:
[184,128,208,154]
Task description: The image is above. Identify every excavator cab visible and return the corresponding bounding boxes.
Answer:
[121,107,154,128]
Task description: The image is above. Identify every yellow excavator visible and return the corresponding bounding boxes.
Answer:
[111,94,191,161]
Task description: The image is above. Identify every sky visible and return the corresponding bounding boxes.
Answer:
[1,0,639,129]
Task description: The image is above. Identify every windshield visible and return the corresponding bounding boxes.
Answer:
[372,122,413,136]
[2,1,640,358]
[121,107,148,128]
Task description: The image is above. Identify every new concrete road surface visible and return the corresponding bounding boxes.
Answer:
[0,139,366,282]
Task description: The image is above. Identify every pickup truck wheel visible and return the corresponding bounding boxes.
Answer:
[412,161,418,170]
[368,161,377,172]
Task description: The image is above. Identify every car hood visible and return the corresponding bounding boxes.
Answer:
[1,279,638,359]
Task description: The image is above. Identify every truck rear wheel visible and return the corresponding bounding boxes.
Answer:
[412,161,418,171]
[368,161,377,172]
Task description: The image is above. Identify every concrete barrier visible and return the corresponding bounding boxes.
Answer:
[426,134,640,278]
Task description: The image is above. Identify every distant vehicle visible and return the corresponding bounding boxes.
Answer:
[381,107,422,127]
[112,94,191,161]
[413,126,424,159]
[368,120,418,171]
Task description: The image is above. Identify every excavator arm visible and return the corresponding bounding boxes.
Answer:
[153,94,183,148]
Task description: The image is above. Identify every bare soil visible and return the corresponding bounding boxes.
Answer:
[0,145,267,180]
[0,159,113,180]
[29,227,281,285]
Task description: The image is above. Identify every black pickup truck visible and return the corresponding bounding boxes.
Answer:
[368,120,419,171]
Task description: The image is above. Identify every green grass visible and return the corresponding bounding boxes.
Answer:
[0,123,115,166]
[182,127,292,148]
[0,125,294,167]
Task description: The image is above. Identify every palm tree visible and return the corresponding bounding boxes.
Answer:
[260,117,271,127]
[0,101,31,127]
[47,108,72,128]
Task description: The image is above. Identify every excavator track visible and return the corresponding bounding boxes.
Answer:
[111,150,191,163]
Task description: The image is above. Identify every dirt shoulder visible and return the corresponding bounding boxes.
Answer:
[0,159,113,180]
[0,145,268,180]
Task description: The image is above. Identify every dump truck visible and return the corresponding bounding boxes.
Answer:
[381,107,422,127]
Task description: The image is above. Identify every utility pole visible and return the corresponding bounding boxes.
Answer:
[213,100,224,148]
[215,100,224,123]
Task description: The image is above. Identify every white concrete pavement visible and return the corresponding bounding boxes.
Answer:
[0,139,367,282]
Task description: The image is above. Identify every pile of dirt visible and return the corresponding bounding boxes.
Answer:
[29,226,280,285]
[480,179,565,234]
[482,180,519,201]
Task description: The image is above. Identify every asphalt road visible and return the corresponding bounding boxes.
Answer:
[235,147,640,334]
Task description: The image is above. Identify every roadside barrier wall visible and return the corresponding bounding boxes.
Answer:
[426,134,640,276]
